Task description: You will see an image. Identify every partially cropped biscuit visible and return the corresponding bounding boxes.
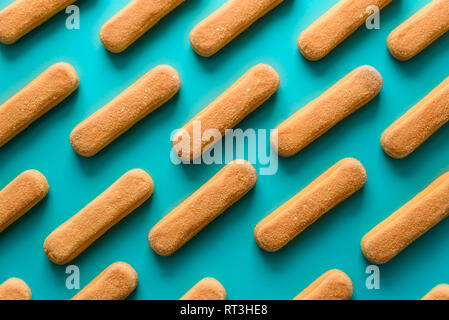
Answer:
[0,170,49,232]
[0,0,76,44]
[100,0,185,53]
[0,63,79,147]
[294,270,353,300]
[387,0,449,61]
[0,278,32,300]
[422,284,449,300]
[190,0,284,57]
[72,262,137,300]
[298,0,392,60]
[181,278,226,300]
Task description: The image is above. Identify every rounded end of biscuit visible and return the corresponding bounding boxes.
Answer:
[181,278,227,300]
[22,169,49,197]
[273,129,299,158]
[360,234,388,265]
[99,26,128,54]
[338,158,367,186]
[0,278,32,300]
[108,262,138,295]
[254,224,282,253]
[422,284,449,300]
[228,159,258,188]
[386,33,414,61]
[50,62,80,89]
[148,228,176,257]
[43,236,70,265]
[69,129,98,158]
[380,129,409,159]
[125,169,154,198]
[189,27,216,57]
[153,65,181,93]
[297,33,325,61]
[326,269,353,300]
[357,65,384,94]
[252,64,281,90]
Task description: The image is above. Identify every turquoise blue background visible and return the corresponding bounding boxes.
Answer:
[1,0,449,300]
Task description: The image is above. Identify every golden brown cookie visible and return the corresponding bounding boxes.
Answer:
[388,0,449,61]
[190,0,284,57]
[381,76,449,159]
[0,278,32,300]
[0,62,79,147]
[72,262,137,300]
[273,66,382,157]
[44,169,154,264]
[0,170,48,232]
[70,65,180,157]
[180,278,227,300]
[298,0,392,61]
[361,171,449,264]
[173,64,279,161]
[0,0,76,44]
[422,284,449,300]
[100,0,185,53]
[255,158,366,252]
[149,160,257,256]
[293,270,353,300]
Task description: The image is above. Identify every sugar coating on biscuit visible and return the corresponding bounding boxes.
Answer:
[387,0,449,61]
[44,169,154,264]
[70,65,180,157]
[100,0,185,53]
[422,284,449,300]
[149,160,257,256]
[0,0,76,44]
[294,270,353,300]
[0,278,32,300]
[72,262,138,300]
[173,64,279,161]
[0,170,49,232]
[361,171,449,264]
[381,75,449,159]
[0,62,79,147]
[273,65,382,157]
[298,0,392,61]
[190,0,284,57]
[255,158,366,252]
[180,278,227,300]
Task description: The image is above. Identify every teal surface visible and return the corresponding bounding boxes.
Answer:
[1,0,449,300]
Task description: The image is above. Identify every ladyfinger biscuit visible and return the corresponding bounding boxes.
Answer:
[0,0,76,44]
[0,62,79,147]
[100,0,185,53]
[44,169,154,264]
[388,0,449,61]
[72,262,137,300]
[0,278,32,300]
[381,76,449,159]
[255,158,366,252]
[149,160,257,256]
[173,64,279,161]
[180,278,227,300]
[0,170,48,232]
[422,284,449,300]
[190,0,284,57]
[297,0,392,61]
[361,171,449,264]
[273,66,382,157]
[70,65,180,157]
[293,270,353,300]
